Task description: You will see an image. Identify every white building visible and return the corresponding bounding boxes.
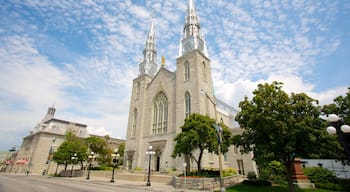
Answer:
[302,159,350,179]
[11,106,89,175]
[124,0,256,175]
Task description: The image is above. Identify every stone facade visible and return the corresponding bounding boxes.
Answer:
[124,0,257,176]
[9,107,125,175]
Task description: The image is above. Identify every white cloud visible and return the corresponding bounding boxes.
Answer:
[0,0,348,150]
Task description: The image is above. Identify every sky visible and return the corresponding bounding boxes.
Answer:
[0,0,349,151]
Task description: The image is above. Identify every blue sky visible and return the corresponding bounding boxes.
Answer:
[0,0,349,151]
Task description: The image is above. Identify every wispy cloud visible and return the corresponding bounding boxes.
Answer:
[0,0,349,150]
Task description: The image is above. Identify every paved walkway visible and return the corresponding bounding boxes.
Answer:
[56,175,213,192]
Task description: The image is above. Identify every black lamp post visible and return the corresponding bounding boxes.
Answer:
[86,152,95,180]
[213,123,226,192]
[146,146,155,186]
[70,153,77,177]
[326,114,350,160]
[110,149,120,182]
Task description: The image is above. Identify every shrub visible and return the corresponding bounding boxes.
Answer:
[247,171,257,180]
[303,167,336,183]
[223,168,237,177]
[316,182,344,191]
[258,160,286,184]
[242,179,271,186]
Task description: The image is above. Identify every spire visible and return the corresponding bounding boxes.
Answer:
[41,105,56,123]
[179,0,208,57]
[139,18,158,77]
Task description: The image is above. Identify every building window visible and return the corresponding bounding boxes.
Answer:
[132,108,137,137]
[185,91,191,118]
[184,61,190,80]
[135,82,140,100]
[152,92,168,135]
[202,61,206,81]
[237,159,245,175]
[224,152,228,162]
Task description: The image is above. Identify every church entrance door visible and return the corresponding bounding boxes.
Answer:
[156,156,160,171]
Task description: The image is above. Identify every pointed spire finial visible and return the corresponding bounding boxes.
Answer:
[179,0,208,57]
[161,56,166,67]
[138,17,158,77]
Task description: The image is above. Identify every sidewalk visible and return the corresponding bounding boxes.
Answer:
[56,175,213,192]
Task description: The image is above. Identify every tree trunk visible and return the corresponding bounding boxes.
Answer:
[197,149,204,174]
[285,161,295,192]
[185,155,190,173]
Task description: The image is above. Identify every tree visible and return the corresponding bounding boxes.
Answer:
[53,132,88,170]
[322,88,350,124]
[84,135,111,165]
[234,82,338,192]
[172,113,232,173]
[117,142,125,166]
[321,88,350,163]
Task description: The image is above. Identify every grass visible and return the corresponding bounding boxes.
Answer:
[227,184,340,192]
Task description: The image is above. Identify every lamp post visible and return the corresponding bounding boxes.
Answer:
[86,152,95,180]
[326,114,350,160]
[110,149,120,182]
[183,162,187,190]
[201,89,226,192]
[146,146,155,186]
[70,153,77,177]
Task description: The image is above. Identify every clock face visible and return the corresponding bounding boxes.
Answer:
[150,65,157,74]
[184,41,193,52]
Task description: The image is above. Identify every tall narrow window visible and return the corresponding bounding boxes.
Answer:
[131,109,137,137]
[185,91,191,118]
[152,92,168,135]
[135,82,140,100]
[184,61,190,80]
[202,62,207,81]
[237,160,245,175]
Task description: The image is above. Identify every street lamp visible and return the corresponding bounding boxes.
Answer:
[86,152,95,180]
[201,89,226,192]
[326,114,350,160]
[70,153,77,177]
[183,162,187,190]
[146,146,155,186]
[110,149,120,182]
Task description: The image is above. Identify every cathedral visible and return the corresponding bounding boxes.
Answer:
[124,0,256,175]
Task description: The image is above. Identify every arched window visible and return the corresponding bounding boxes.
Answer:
[135,82,140,100]
[132,108,137,137]
[152,92,168,135]
[185,91,191,118]
[184,61,190,80]
[202,61,207,81]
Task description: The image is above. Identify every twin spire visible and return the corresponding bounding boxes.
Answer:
[138,0,208,77]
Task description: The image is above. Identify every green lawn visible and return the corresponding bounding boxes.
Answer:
[227,184,340,192]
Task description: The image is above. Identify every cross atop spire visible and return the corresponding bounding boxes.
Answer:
[179,0,208,57]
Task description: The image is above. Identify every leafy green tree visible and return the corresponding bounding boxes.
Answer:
[84,135,111,165]
[52,132,88,170]
[322,88,350,124]
[172,113,232,173]
[117,142,125,166]
[321,88,350,163]
[234,81,338,192]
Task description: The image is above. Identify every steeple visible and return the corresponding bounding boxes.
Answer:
[41,105,56,123]
[139,19,158,77]
[179,0,208,57]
